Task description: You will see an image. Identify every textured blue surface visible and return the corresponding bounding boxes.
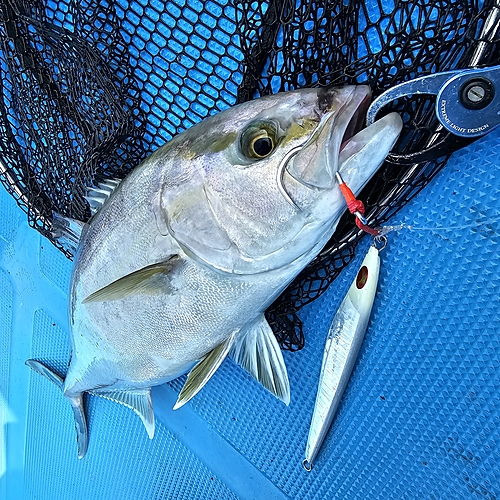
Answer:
[1,122,499,499]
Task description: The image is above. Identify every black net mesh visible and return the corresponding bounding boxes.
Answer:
[0,0,498,350]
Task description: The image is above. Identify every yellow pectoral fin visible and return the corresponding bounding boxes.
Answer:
[82,256,181,303]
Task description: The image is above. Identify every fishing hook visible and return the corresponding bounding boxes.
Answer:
[276,145,302,209]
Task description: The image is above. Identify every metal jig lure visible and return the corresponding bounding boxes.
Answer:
[303,237,385,471]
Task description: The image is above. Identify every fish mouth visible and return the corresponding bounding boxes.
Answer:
[339,91,371,154]
[285,86,402,193]
[336,100,403,194]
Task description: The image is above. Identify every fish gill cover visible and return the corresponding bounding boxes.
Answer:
[0,0,498,350]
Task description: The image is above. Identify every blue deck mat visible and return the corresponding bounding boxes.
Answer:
[1,122,499,499]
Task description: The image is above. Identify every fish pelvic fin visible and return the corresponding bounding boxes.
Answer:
[91,389,155,439]
[174,332,238,410]
[26,359,88,459]
[229,314,290,406]
[82,256,181,304]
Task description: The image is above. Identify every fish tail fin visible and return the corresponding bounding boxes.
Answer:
[69,394,88,459]
[25,359,64,389]
[26,359,88,459]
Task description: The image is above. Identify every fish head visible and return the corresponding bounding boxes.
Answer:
[160,86,402,275]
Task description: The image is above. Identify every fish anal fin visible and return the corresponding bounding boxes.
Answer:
[91,389,155,439]
[26,359,89,459]
[229,314,290,405]
[174,332,237,410]
[83,256,181,304]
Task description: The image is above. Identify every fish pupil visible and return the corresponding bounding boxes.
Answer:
[254,137,273,157]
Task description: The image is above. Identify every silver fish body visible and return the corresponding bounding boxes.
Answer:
[303,244,381,471]
[28,86,402,458]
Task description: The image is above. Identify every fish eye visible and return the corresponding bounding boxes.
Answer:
[253,135,274,157]
[240,123,278,160]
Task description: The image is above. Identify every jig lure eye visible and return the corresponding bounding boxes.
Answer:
[240,123,277,159]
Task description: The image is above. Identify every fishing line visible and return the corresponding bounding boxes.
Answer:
[377,215,500,236]
[338,172,500,238]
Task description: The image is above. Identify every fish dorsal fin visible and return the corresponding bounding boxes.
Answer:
[85,178,122,215]
[51,212,88,254]
[83,256,181,303]
[92,389,155,439]
[229,314,290,405]
[173,332,238,410]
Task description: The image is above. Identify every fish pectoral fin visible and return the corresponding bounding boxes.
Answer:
[229,314,290,406]
[51,212,88,254]
[174,332,238,410]
[82,256,181,303]
[26,359,88,459]
[91,389,155,439]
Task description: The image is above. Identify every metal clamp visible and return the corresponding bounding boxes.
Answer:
[366,65,500,138]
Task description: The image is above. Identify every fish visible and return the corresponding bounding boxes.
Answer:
[26,86,402,458]
[303,243,382,471]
